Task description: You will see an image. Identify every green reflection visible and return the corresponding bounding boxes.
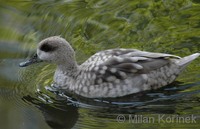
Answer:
[0,0,200,129]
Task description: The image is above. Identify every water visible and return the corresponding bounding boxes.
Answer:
[0,0,200,129]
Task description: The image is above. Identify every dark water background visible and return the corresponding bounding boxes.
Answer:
[0,0,200,129]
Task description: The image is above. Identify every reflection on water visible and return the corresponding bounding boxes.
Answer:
[0,0,200,129]
[22,95,79,129]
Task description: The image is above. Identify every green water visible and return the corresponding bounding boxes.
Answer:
[0,0,200,129]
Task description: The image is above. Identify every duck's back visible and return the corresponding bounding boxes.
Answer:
[74,49,197,98]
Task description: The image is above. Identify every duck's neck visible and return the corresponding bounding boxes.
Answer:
[57,60,79,77]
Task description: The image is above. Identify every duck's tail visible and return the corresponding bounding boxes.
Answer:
[176,53,200,70]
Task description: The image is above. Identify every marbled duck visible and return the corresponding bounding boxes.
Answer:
[19,36,200,98]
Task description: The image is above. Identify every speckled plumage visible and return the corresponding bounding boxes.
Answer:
[20,36,200,98]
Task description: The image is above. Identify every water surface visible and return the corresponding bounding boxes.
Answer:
[0,0,200,129]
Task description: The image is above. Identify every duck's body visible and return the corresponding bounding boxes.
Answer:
[54,48,199,98]
[20,36,200,98]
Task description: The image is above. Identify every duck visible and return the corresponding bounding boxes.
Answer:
[19,36,200,98]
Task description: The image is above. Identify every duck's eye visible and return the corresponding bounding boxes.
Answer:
[40,43,57,52]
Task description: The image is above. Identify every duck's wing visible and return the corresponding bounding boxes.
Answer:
[102,49,181,73]
[81,49,181,84]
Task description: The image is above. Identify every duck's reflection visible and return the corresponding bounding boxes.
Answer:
[22,94,78,129]
[21,81,194,129]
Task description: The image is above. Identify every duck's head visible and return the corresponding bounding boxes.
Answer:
[19,36,76,67]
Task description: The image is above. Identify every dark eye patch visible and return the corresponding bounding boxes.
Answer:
[40,43,57,52]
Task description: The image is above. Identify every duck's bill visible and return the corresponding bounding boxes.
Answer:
[19,54,43,67]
